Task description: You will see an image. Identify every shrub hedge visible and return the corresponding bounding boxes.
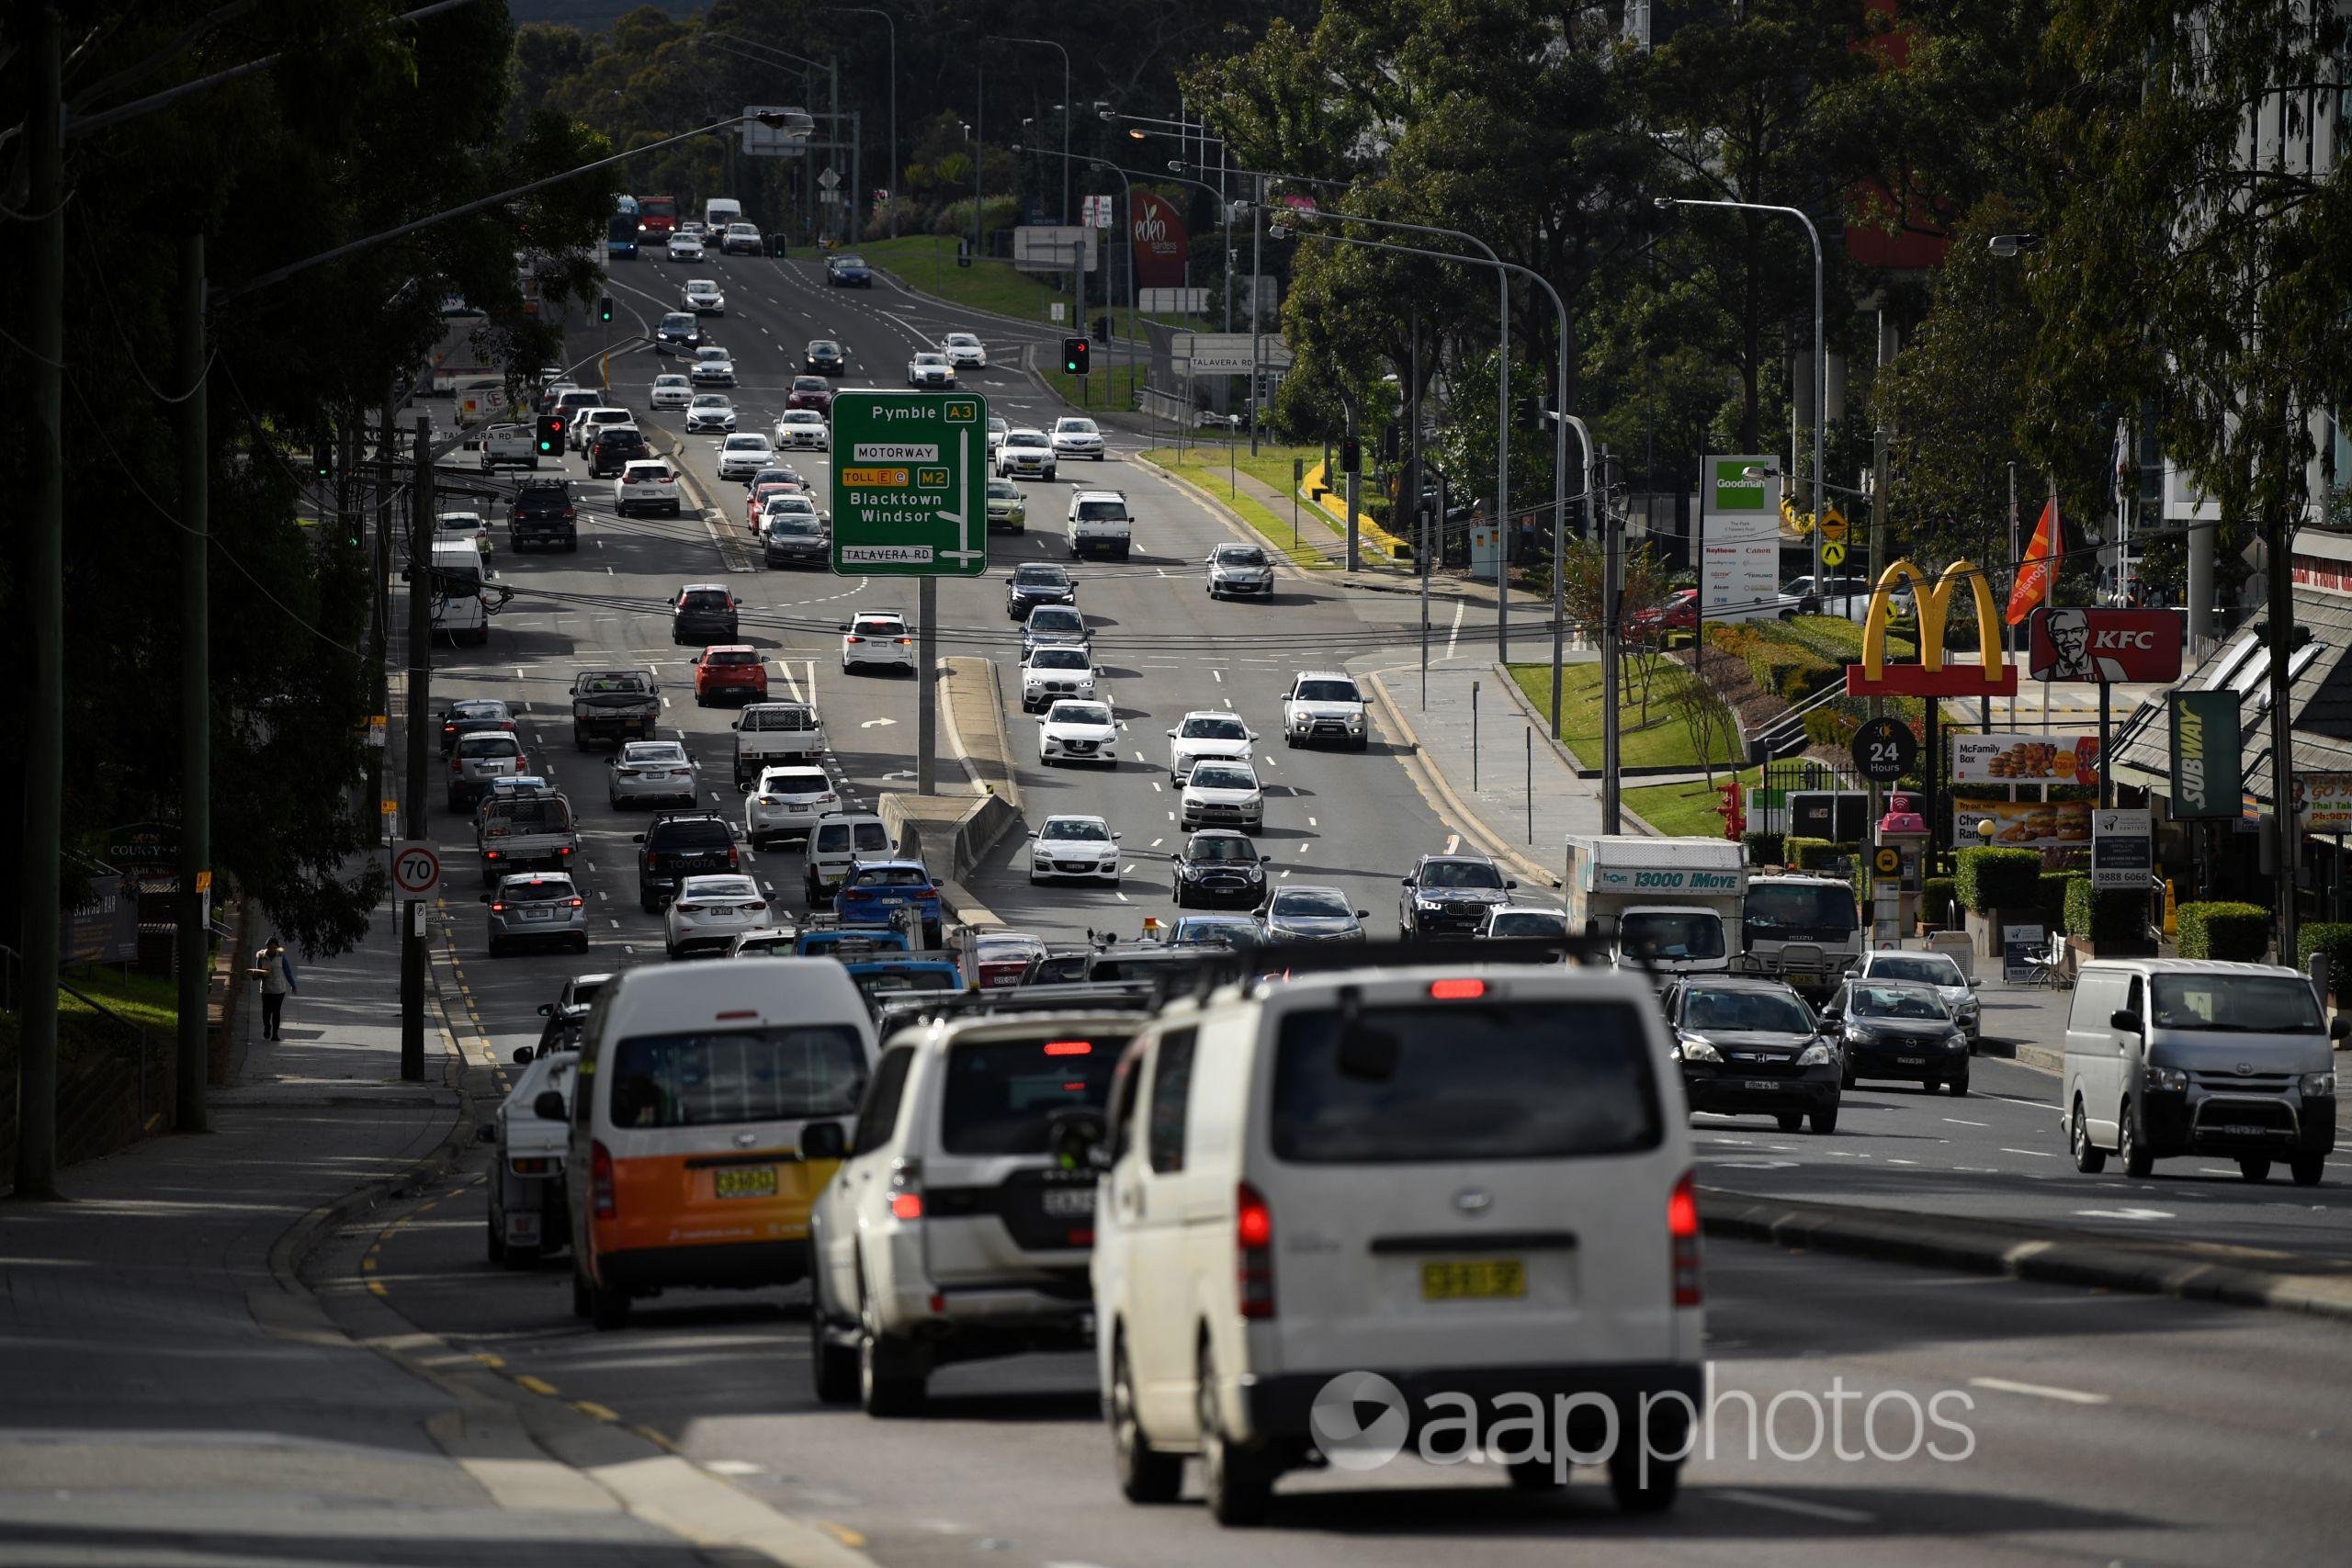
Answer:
[1921,876,1960,929]
[2175,901,2271,962]
[2064,874,2147,947]
[1742,830,1785,867]
[1955,847,2041,913]
[2297,922,2352,1000]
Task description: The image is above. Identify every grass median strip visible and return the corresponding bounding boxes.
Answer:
[1141,444,1339,571]
[1506,659,1744,771]
[1624,767,1762,838]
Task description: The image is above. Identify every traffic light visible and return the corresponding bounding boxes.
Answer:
[1380,423,1399,464]
[1340,434,1362,474]
[1521,394,1548,429]
[597,294,614,323]
[311,439,331,480]
[536,414,565,456]
[1063,337,1090,376]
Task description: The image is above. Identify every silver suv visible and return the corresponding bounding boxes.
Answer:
[1280,670,1369,750]
[481,872,589,956]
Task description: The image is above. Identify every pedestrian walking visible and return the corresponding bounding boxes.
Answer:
[251,935,298,1041]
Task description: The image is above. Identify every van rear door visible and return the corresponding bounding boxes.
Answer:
[1251,981,1683,1373]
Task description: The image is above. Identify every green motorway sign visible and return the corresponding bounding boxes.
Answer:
[829,390,989,576]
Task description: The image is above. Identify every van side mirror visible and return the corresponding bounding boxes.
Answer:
[2109,1009,2143,1034]
[1506,879,1519,890]
[531,1090,567,1122]
[476,1123,498,1144]
[514,1046,535,1065]
[799,1121,847,1161]
[536,1003,552,1017]
[2333,1017,2348,1041]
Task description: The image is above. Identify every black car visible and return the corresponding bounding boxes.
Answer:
[670,583,739,644]
[588,423,650,478]
[1398,853,1515,939]
[1005,562,1077,621]
[805,339,846,376]
[1170,829,1271,909]
[438,697,515,757]
[654,310,700,354]
[1663,976,1843,1134]
[763,513,828,568]
[508,478,577,551]
[633,811,738,912]
[1826,979,1973,1096]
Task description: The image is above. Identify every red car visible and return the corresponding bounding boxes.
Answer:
[694,645,769,705]
[1630,588,1699,639]
[785,376,834,415]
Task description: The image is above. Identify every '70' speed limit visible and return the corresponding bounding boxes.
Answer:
[392,842,441,897]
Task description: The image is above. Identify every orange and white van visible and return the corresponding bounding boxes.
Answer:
[564,957,876,1330]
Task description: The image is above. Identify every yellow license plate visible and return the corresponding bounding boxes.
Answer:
[712,1167,778,1200]
[1420,1258,1526,1300]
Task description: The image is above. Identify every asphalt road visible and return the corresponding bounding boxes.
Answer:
[344,1152,2352,1568]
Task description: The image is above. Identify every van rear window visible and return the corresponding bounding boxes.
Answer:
[941,1034,1127,1155]
[1270,1000,1661,1164]
[608,1024,866,1127]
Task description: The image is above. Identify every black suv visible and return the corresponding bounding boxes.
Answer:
[633,810,738,912]
[1005,562,1076,621]
[670,583,739,644]
[509,478,577,552]
[588,423,650,479]
[1398,852,1516,939]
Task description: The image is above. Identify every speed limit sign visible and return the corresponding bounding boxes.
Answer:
[392,841,442,897]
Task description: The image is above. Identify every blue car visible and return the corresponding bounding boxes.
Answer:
[833,860,943,943]
[795,925,910,959]
[825,254,874,288]
[842,955,962,1012]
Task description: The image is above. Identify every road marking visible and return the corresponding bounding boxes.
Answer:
[367,1280,388,1296]
[1718,1489,1875,1525]
[706,1460,764,1475]
[573,1401,621,1422]
[1446,601,1464,659]
[1943,1118,1988,1127]
[1967,1376,2111,1405]
[820,1524,868,1550]
[1149,838,1163,848]
[1212,669,1222,682]
[1307,816,1317,827]
[1999,1147,2053,1157]
[515,1376,560,1397]
[1149,781,1160,793]
[2071,1207,2175,1222]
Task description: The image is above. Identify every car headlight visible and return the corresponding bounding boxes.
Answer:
[1677,1036,1722,1064]
[2301,1071,2335,1097]
[2145,1064,2188,1091]
[1346,713,1365,730]
[1945,1032,1969,1050]
[1795,1043,1835,1066]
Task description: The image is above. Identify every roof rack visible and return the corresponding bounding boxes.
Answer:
[1171,933,1629,1002]
[872,981,1158,1032]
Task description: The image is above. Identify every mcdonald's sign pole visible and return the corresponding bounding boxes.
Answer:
[1847,559,2018,873]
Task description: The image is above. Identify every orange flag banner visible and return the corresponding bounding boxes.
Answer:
[2006,496,2058,626]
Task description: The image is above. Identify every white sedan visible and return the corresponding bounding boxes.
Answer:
[684,394,736,433]
[666,231,705,262]
[663,874,774,958]
[757,494,824,540]
[716,433,776,480]
[1051,416,1105,460]
[1179,760,1265,833]
[1027,814,1121,886]
[606,740,700,808]
[683,277,726,314]
[690,347,736,386]
[941,332,988,369]
[1167,709,1256,781]
[649,373,693,410]
[906,352,956,388]
[772,409,828,449]
[1037,699,1118,767]
[744,764,839,849]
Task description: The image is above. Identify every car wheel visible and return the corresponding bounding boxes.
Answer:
[856,1281,926,1417]
[1608,1443,1681,1515]
[2290,1154,2326,1187]
[570,1268,593,1321]
[1945,1072,1969,1097]
[1198,1341,1273,1527]
[572,933,590,954]
[2069,1099,2107,1173]
[2238,1156,2272,1183]
[1809,1107,1838,1135]
[486,1206,506,1264]
[808,1245,859,1404]
[2120,1102,2154,1178]
[639,894,659,915]
[564,536,578,553]
[1840,1062,1856,1090]
[1110,1338,1182,1504]
[487,937,506,958]
[1776,1111,1804,1133]
[588,1276,630,1331]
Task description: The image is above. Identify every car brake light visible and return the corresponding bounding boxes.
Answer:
[1043,1040,1091,1056]
[1669,1170,1702,1308]
[674,902,700,914]
[490,902,506,912]
[1430,977,1486,999]
[739,901,764,912]
[1237,1183,1274,1318]
[569,897,583,908]
[591,1141,616,1218]
[727,846,740,867]
[485,850,501,861]
[890,1191,923,1220]
[897,637,911,645]
[888,1159,923,1219]
[509,1156,553,1177]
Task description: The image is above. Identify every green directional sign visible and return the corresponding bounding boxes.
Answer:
[829,391,989,577]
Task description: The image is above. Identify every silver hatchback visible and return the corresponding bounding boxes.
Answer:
[483,873,589,956]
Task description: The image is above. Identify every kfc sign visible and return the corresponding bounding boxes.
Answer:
[2026,606,2185,684]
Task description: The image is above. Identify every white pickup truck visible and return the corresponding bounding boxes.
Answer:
[1067,489,1133,560]
[730,701,825,789]
[474,788,580,884]
[478,422,537,470]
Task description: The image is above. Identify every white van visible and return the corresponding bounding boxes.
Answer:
[428,538,489,646]
[704,197,744,234]
[2063,958,2339,1186]
[1091,959,1703,1524]
[561,958,877,1330]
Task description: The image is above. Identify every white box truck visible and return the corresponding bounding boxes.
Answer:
[1735,872,1864,999]
[1563,835,1747,983]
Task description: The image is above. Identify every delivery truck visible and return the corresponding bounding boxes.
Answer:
[1734,871,1863,999]
[1562,835,1747,983]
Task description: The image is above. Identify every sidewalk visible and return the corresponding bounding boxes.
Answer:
[0,904,738,1566]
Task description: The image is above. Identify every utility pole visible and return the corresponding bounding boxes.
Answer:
[175,231,210,1134]
[917,578,938,795]
[17,4,65,1197]
[1410,310,1427,705]
[371,390,396,819]
[972,68,983,268]
[1249,175,1262,456]
[401,416,432,1083]
[828,56,841,245]
[2270,511,2300,962]
[1343,402,1361,573]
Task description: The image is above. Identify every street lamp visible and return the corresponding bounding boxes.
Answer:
[986,35,1071,225]
[819,7,897,239]
[1657,195,1826,602]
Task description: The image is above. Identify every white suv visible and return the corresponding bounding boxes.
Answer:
[614,459,679,517]
[806,1008,1141,1415]
[1280,669,1369,750]
[1092,958,1704,1523]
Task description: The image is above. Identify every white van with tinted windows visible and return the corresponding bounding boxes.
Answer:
[561,958,876,1329]
[1091,958,1703,1525]
[428,538,489,646]
[2063,958,2339,1186]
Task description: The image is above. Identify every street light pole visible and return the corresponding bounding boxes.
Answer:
[821,7,897,238]
[987,37,1071,225]
[1663,197,1825,592]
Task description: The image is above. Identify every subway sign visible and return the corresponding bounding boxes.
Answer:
[2169,688,2242,819]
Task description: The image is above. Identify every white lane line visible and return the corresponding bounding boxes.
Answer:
[607,919,619,928]
[1445,601,1464,659]
[1114,891,1129,903]
[1149,781,1160,793]
[706,1460,765,1476]
[1308,816,1318,828]
[1943,1118,1989,1127]
[1717,1489,1875,1525]
[1212,669,1222,682]
[1149,838,1163,848]
[1967,1376,2110,1406]
[1999,1147,2053,1157]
